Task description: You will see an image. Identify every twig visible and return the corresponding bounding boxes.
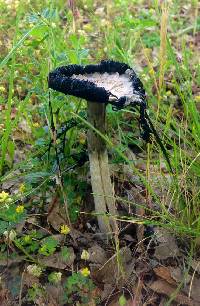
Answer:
[18,270,25,306]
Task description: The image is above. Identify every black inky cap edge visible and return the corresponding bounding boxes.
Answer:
[48,60,146,106]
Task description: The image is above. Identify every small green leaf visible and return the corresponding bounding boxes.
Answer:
[8,140,15,164]
[31,25,48,39]
[0,220,10,235]
[119,294,127,306]
[61,246,70,260]
[39,236,58,256]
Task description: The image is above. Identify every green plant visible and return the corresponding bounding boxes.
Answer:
[48,271,62,284]
[39,236,59,256]
[63,271,95,305]
[18,230,44,253]
[27,283,46,302]
[0,191,26,235]
[119,294,128,306]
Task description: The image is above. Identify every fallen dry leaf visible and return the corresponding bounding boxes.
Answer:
[100,283,114,302]
[92,247,136,302]
[154,227,181,260]
[45,284,64,306]
[170,267,191,285]
[92,247,133,285]
[154,243,180,260]
[47,197,68,232]
[88,244,108,265]
[153,266,176,285]
[155,265,191,286]
[149,279,193,305]
[38,248,75,269]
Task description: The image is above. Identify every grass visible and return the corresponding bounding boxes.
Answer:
[0,0,200,304]
[0,0,199,249]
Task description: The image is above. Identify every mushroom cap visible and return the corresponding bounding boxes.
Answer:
[48,60,146,109]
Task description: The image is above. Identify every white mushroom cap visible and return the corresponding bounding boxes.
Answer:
[72,72,133,99]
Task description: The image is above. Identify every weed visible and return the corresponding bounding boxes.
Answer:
[63,271,96,305]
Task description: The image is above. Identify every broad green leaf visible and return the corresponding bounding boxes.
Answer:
[31,25,48,39]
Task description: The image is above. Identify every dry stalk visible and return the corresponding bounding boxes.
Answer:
[87,101,118,236]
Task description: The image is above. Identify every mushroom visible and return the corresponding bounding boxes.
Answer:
[48,60,147,237]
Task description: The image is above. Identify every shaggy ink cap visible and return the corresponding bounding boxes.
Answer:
[48,60,173,174]
[48,60,151,141]
[48,61,158,235]
[48,60,147,110]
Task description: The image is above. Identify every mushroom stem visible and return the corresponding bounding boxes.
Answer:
[87,101,118,236]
